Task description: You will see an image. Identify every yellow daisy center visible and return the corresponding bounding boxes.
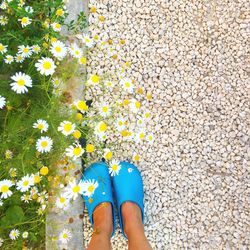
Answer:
[21,17,28,24]
[43,61,52,70]
[139,133,145,139]
[73,186,80,193]
[88,185,94,192]
[23,180,29,186]
[1,185,9,193]
[63,233,68,239]
[0,44,3,51]
[23,48,29,53]
[134,154,140,161]
[118,121,123,126]
[102,106,108,112]
[55,46,62,52]
[99,122,107,132]
[64,123,72,132]
[91,75,99,84]
[84,38,90,43]
[56,9,64,16]
[55,23,61,29]
[79,57,86,64]
[125,82,130,87]
[73,147,81,156]
[135,101,141,109]
[41,141,48,147]
[17,79,25,86]
[37,124,44,129]
[77,101,88,111]
[112,165,118,171]
[60,197,65,203]
[34,176,40,183]
[104,151,112,160]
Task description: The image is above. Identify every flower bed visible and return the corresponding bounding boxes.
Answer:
[0,0,153,249]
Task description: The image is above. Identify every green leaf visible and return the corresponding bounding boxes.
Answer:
[5,205,25,224]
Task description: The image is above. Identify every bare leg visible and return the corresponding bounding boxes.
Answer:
[122,202,153,250]
[87,202,113,250]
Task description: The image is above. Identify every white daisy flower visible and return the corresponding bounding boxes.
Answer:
[55,193,70,210]
[116,117,126,131]
[18,16,31,27]
[0,15,8,26]
[21,194,32,203]
[65,179,85,200]
[82,34,94,48]
[73,100,88,112]
[104,80,115,89]
[86,74,99,85]
[120,78,134,93]
[52,77,63,88]
[33,119,49,133]
[25,6,34,13]
[32,44,41,54]
[18,45,32,58]
[35,57,56,76]
[59,229,72,244]
[0,199,3,206]
[4,55,14,64]
[58,121,76,136]
[65,143,84,160]
[50,41,67,60]
[129,99,141,113]
[68,43,83,58]
[10,72,32,94]
[0,95,6,109]
[81,179,99,197]
[98,102,111,117]
[22,232,29,239]
[0,43,7,54]
[0,2,7,10]
[109,160,121,177]
[15,54,24,63]
[51,22,61,31]
[95,121,108,135]
[134,130,146,143]
[16,175,34,192]
[146,133,154,144]
[9,229,20,240]
[0,237,3,246]
[36,136,53,153]
[0,179,13,199]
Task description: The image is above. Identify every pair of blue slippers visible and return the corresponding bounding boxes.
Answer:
[81,161,144,238]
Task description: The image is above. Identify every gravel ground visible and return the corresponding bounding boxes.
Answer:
[84,0,250,249]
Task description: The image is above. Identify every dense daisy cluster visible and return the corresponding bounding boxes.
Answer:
[0,0,153,249]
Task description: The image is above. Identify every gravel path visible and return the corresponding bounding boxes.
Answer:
[84,0,250,249]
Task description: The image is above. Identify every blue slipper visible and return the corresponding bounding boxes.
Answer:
[81,161,116,237]
[111,161,144,239]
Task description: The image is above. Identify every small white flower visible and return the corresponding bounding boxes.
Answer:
[98,102,111,117]
[146,133,154,144]
[33,119,49,133]
[120,78,134,93]
[50,41,67,60]
[16,175,34,192]
[116,117,126,131]
[18,45,32,58]
[0,237,3,246]
[9,229,20,240]
[0,2,7,10]
[0,43,7,54]
[0,15,8,26]
[104,80,115,89]
[21,194,32,203]
[129,99,141,113]
[0,179,13,199]
[0,95,6,109]
[0,199,3,206]
[51,22,61,31]
[81,179,99,197]
[73,100,88,112]
[59,229,72,244]
[134,130,146,143]
[25,6,33,13]
[36,136,53,153]
[82,34,94,48]
[86,74,99,85]
[58,121,76,136]
[65,143,84,160]
[15,54,24,63]
[32,44,41,54]
[22,231,29,239]
[65,179,85,200]
[4,55,14,64]
[128,168,133,173]
[18,16,31,27]
[68,43,83,58]
[35,57,56,76]
[10,72,32,94]
[52,77,63,88]
[55,193,70,210]
[109,160,121,177]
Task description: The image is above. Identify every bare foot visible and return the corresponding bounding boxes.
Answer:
[93,202,113,237]
[121,201,144,237]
